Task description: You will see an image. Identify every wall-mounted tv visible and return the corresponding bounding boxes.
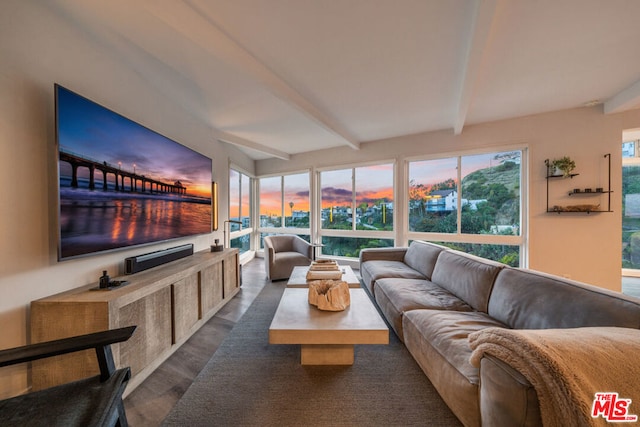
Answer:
[55,84,212,260]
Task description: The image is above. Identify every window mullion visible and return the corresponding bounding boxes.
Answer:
[352,168,356,232]
[457,156,462,234]
[280,175,285,230]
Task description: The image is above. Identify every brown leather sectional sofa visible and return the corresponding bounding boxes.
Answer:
[359,240,640,426]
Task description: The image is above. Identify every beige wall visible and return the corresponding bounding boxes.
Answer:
[0,1,254,398]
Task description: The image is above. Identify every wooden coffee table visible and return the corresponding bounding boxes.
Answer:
[287,265,361,288]
[268,288,389,365]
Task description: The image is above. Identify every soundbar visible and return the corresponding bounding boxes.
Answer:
[125,244,194,275]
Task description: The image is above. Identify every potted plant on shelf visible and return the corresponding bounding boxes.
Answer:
[551,156,576,177]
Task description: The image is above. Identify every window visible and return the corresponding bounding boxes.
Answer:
[258,171,310,249]
[460,152,521,236]
[322,236,395,258]
[319,163,395,257]
[408,157,457,232]
[355,164,394,231]
[623,140,640,269]
[259,176,281,228]
[321,169,352,230]
[408,150,523,266]
[284,173,310,228]
[229,168,252,253]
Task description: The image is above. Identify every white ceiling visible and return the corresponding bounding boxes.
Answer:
[49,0,640,160]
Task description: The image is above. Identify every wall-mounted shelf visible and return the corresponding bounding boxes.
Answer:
[545,154,612,214]
[568,189,611,196]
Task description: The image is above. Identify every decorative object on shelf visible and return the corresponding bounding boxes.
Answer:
[308,280,350,311]
[552,204,600,213]
[99,270,110,289]
[545,154,612,214]
[551,156,576,177]
[211,238,223,252]
[92,270,129,291]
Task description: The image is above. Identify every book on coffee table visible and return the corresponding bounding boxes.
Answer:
[309,261,340,271]
[306,269,343,280]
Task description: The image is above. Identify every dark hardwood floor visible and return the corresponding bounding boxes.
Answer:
[124,258,269,427]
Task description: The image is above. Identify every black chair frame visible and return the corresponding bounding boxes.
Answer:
[0,326,136,427]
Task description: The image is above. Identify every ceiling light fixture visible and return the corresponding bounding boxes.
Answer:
[583,99,601,107]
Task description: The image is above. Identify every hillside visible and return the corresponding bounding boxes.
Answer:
[461,161,520,226]
[461,161,520,194]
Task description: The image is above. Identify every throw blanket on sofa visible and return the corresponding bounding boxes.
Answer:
[469,327,640,427]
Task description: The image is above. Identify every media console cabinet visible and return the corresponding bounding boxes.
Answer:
[30,248,239,396]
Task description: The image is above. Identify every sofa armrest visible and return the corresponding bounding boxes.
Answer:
[480,354,541,427]
[359,247,408,263]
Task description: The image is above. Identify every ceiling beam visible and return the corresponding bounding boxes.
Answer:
[604,78,640,114]
[214,130,291,161]
[166,0,360,151]
[453,0,502,135]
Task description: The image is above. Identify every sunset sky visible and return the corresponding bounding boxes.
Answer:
[57,85,212,198]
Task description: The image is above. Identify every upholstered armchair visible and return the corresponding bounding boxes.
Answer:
[263,234,313,280]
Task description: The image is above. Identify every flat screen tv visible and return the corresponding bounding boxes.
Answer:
[55,84,212,260]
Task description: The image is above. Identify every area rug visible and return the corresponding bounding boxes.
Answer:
[162,282,462,427]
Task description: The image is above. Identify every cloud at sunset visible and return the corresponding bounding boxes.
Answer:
[321,187,352,206]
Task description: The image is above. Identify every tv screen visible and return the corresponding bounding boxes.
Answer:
[55,84,212,260]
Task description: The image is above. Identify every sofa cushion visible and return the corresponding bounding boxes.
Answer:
[403,309,507,386]
[403,241,446,280]
[431,250,504,313]
[359,260,426,296]
[375,278,472,340]
[488,267,640,329]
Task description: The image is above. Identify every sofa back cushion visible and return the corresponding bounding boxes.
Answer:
[488,268,640,329]
[431,250,504,312]
[403,241,446,280]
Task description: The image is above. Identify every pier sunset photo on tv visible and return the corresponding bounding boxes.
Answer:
[55,84,212,260]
